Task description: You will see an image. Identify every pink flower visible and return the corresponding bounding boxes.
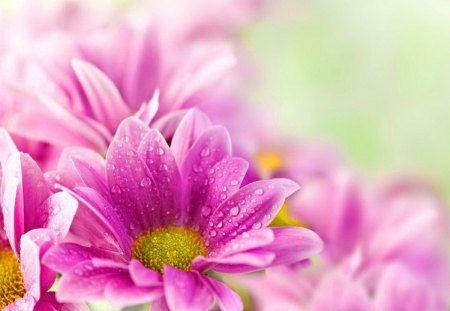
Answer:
[0,1,239,170]
[0,129,84,310]
[42,110,323,310]
[241,174,450,311]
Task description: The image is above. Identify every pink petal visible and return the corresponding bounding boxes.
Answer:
[57,261,128,303]
[43,243,123,274]
[263,227,324,267]
[129,260,163,287]
[163,266,214,311]
[72,59,131,131]
[134,90,160,125]
[171,109,212,166]
[42,192,78,240]
[310,271,371,311]
[105,275,164,308]
[188,156,249,229]
[20,233,42,300]
[137,128,182,227]
[204,180,285,249]
[203,276,243,311]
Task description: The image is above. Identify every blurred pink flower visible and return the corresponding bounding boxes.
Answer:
[0,0,261,170]
[240,171,450,310]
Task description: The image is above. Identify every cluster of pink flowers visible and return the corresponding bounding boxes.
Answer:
[0,1,448,310]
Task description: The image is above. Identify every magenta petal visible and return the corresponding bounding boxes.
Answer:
[72,59,131,131]
[171,109,212,166]
[46,147,107,194]
[105,275,164,308]
[137,128,181,226]
[20,233,42,301]
[73,187,132,254]
[204,180,285,249]
[164,266,214,311]
[129,260,163,287]
[36,292,89,311]
[71,158,109,199]
[151,298,170,311]
[203,276,243,311]
[107,118,177,232]
[193,250,275,274]
[134,91,160,125]
[263,227,324,267]
[57,261,128,303]
[271,178,300,197]
[24,229,58,292]
[187,156,249,229]
[43,243,123,274]
[42,192,78,240]
[2,152,51,253]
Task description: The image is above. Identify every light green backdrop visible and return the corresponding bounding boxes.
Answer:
[243,0,450,197]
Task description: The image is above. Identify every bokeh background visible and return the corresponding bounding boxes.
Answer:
[244,0,450,198]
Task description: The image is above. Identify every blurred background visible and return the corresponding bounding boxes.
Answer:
[243,0,450,198]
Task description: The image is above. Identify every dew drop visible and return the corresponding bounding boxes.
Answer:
[229,207,240,216]
[200,147,211,157]
[254,188,264,195]
[201,206,212,217]
[252,222,262,229]
[140,177,152,187]
[230,180,239,186]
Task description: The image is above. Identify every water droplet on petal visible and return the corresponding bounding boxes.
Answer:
[140,177,152,187]
[201,147,211,157]
[229,207,240,216]
[254,188,264,195]
[201,206,212,217]
[230,180,239,186]
[157,147,165,155]
[252,222,262,229]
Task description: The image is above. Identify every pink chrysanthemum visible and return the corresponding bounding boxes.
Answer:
[0,129,84,310]
[43,110,323,310]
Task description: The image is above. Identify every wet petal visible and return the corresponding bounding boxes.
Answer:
[171,109,212,166]
[204,180,285,249]
[137,128,181,226]
[203,276,243,311]
[164,266,214,311]
[129,260,163,287]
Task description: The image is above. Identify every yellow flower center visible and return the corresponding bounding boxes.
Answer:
[256,151,283,173]
[131,227,208,273]
[0,249,26,309]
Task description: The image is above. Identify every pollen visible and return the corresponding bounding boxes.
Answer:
[131,226,208,273]
[0,249,26,309]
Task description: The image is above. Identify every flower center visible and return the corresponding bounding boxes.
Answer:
[131,226,208,273]
[0,249,26,309]
[256,151,283,173]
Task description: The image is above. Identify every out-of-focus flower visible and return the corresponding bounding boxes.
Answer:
[42,110,323,310]
[0,129,84,310]
[240,172,450,311]
[0,0,256,170]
